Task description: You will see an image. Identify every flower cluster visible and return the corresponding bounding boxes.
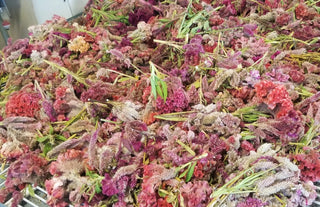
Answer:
[180,180,212,206]
[236,197,267,207]
[0,151,48,204]
[183,35,205,65]
[5,90,41,118]
[156,89,189,114]
[68,35,90,53]
[295,148,320,182]
[254,80,293,118]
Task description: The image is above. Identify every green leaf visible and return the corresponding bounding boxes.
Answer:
[89,191,95,202]
[37,136,49,143]
[149,61,168,101]
[179,164,191,178]
[49,125,54,134]
[156,83,164,99]
[151,79,157,99]
[95,184,102,194]
[27,184,35,197]
[176,139,196,156]
[158,189,168,198]
[43,143,53,155]
[56,135,67,141]
[241,135,256,140]
[186,161,197,182]
[160,80,168,102]
[204,20,211,31]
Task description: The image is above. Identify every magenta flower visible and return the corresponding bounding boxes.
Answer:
[183,35,205,65]
[237,197,267,207]
[156,89,189,114]
[243,24,258,37]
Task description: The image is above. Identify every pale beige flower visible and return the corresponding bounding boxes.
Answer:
[68,36,90,53]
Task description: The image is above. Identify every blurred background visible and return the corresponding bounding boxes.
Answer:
[0,0,88,47]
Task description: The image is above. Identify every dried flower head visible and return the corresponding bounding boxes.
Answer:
[6,90,41,118]
[68,36,90,53]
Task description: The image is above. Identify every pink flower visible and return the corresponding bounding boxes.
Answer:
[243,24,257,37]
[237,197,267,207]
[295,149,320,182]
[241,140,255,152]
[101,174,119,196]
[183,35,205,65]
[180,180,212,206]
[156,89,189,114]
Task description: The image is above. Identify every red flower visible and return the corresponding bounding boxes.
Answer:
[55,86,67,99]
[203,44,217,53]
[209,15,224,26]
[157,198,173,207]
[289,70,305,83]
[194,162,204,178]
[241,140,255,152]
[254,80,293,118]
[295,3,309,20]
[275,12,292,26]
[53,99,70,114]
[5,90,41,118]
[295,148,320,182]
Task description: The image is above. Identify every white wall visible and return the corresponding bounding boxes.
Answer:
[31,0,87,24]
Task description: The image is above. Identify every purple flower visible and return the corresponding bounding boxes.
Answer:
[237,197,267,207]
[119,37,133,48]
[252,55,262,62]
[156,89,189,114]
[183,35,205,65]
[243,24,258,37]
[169,67,189,82]
[273,110,305,144]
[42,100,57,122]
[271,51,281,60]
[129,7,154,26]
[250,70,261,80]
[102,174,119,196]
[265,68,289,82]
[217,51,242,69]
[80,81,123,102]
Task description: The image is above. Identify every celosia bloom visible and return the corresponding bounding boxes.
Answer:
[243,24,257,37]
[254,80,293,118]
[180,180,212,206]
[5,90,41,118]
[0,151,48,206]
[156,89,189,114]
[101,174,119,196]
[295,148,320,182]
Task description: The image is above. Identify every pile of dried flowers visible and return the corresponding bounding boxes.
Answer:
[0,0,320,206]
